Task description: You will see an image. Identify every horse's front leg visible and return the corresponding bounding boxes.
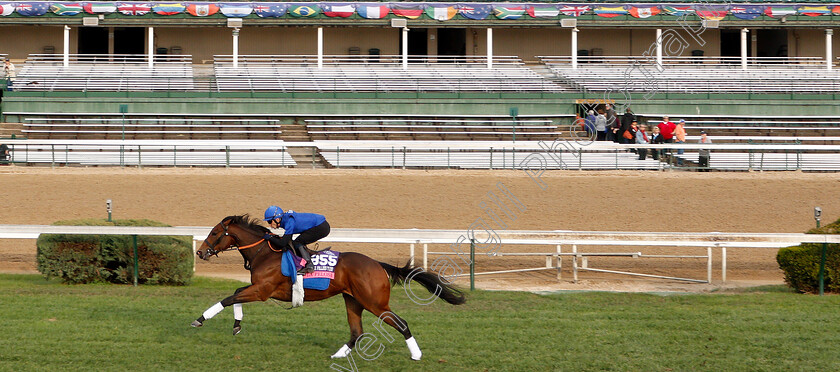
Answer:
[191,284,268,335]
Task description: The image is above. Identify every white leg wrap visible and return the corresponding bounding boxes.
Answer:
[233,303,243,321]
[330,344,351,359]
[202,302,224,320]
[405,337,422,361]
[292,275,304,308]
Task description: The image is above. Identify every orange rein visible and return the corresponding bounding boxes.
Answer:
[236,237,283,253]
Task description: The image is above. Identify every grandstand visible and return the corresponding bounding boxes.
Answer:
[1,2,838,170]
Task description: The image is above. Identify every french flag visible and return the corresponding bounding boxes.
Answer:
[357,5,388,19]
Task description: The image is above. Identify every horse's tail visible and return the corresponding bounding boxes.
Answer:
[378,261,466,305]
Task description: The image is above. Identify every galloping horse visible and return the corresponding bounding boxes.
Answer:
[192,215,465,360]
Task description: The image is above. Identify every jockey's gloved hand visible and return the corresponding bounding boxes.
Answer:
[263,233,274,240]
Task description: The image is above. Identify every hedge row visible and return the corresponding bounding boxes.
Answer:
[36,219,193,285]
[776,217,840,294]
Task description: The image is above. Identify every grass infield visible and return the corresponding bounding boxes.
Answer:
[1,274,839,372]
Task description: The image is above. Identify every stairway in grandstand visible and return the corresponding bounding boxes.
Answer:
[0,122,25,138]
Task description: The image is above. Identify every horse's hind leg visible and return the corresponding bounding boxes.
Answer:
[331,293,364,359]
[356,298,421,361]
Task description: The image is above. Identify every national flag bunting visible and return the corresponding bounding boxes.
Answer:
[357,4,388,19]
[323,4,354,18]
[219,3,252,17]
[459,4,491,20]
[798,6,832,17]
[84,2,117,14]
[764,6,796,18]
[426,6,457,21]
[494,6,525,20]
[694,6,727,20]
[254,4,288,18]
[391,4,423,19]
[729,6,763,20]
[152,3,185,16]
[628,6,660,19]
[0,3,15,16]
[186,4,219,17]
[594,6,628,18]
[661,6,692,17]
[528,6,559,19]
[51,3,84,16]
[289,5,320,17]
[117,2,151,16]
[559,5,589,17]
[16,3,50,16]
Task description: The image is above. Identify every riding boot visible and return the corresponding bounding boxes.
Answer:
[295,243,315,274]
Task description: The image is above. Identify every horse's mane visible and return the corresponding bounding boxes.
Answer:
[224,214,271,235]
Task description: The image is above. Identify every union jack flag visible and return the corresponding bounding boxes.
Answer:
[117,3,151,16]
[559,5,589,17]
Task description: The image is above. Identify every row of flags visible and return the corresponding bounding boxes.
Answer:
[2,3,840,20]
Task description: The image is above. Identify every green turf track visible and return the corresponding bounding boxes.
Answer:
[1,274,838,372]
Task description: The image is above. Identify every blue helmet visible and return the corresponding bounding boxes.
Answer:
[264,205,284,221]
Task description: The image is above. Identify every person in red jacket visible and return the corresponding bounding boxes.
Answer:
[656,116,676,159]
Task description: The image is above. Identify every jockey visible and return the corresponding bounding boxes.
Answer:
[263,205,331,274]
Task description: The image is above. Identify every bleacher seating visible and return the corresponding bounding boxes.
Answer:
[305,119,561,141]
[21,117,282,140]
[13,54,194,91]
[541,56,840,94]
[213,55,566,93]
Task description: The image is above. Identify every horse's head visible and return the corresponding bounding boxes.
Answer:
[196,217,238,260]
[196,215,270,260]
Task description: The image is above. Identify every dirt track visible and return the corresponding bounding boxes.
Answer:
[1,167,838,292]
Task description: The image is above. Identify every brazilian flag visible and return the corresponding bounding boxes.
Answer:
[289,5,320,18]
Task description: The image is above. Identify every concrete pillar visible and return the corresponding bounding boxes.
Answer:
[571,28,578,70]
[147,26,154,68]
[827,29,834,70]
[402,27,408,70]
[486,27,493,69]
[317,27,323,69]
[63,25,70,67]
[656,28,663,67]
[232,28,240,69]
[740,28,748,70]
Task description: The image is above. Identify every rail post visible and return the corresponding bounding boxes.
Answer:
[721,245,727,283]
[133,234,139,287]
[470,239,475,291]
[51,144,55,168]
[225,146,230,168]
[707,247,713,283]
[402,146,406,169]
[556,244,562,280]
[336,146,340,169]
[138,145,142,169]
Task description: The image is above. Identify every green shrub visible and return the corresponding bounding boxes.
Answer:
[776,217,840,294]
[36,219,193,285]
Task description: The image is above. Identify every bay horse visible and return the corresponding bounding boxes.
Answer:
[191,215,466,361]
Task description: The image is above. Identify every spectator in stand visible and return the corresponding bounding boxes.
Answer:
[698,130,712,171]
[594,110,607,141]
[674,119,687,165]
[604,104,617,142]
[582,112,596,139]
[619,108,635,144]
[657,116,676,158]
[0,143,9,164]
[649,125,663,160]
[3,59,14,91]
[634,122,649,160]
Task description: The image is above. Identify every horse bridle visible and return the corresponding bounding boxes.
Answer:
[203,221,241,257]
[202,220,267,258]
